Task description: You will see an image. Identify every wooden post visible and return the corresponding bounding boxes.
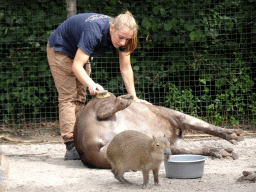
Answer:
[66,0,77,18]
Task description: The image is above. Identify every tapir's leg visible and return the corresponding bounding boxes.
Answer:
[171,138,239,159]
[96,94,133,120]
[178,113,244,143]
[152,106,244,143]
[78,142,112,169]
[175,113,244,143]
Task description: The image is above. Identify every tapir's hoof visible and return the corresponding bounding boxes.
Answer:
[117,94,134,100]
[96,94,133,120]
[116,94,134,111]
[225,129,244,143]
[210,147,238,159]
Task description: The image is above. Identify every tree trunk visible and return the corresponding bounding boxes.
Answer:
[66,0,77,18]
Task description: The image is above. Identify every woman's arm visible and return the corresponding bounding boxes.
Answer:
[119,51,151,104]
[119,51,137,98]
[72,48,103,95]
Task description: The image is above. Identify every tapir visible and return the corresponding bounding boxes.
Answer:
[74,91,243,169]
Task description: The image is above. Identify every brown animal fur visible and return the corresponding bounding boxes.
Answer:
[0,151,9,192]
[106,130,171,188]
[237,171,256,183]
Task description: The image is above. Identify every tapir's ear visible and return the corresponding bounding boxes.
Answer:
[164,134,167,138]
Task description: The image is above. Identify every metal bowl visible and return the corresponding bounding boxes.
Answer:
[164,154,207,179]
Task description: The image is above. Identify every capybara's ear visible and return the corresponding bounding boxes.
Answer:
[164,134,167,138]
[152,135,156,140]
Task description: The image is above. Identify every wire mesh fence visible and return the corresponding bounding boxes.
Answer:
[0,0,255,134]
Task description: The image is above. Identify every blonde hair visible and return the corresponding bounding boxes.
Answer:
[110,11,138,54]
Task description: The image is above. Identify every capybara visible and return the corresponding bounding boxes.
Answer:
[106,130,171,188]
[0,150,9,192]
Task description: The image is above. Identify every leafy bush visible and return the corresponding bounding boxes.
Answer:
[0,0,67,124]
[129,0,256,127]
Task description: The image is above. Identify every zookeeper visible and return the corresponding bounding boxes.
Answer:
[47,11,149,160]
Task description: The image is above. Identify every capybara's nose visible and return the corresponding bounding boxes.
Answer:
[164,148,172,161]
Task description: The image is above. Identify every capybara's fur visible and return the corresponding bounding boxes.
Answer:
[0,151,9,192]
[106,130,171,188]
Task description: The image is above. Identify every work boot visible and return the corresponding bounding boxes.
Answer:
[64,141,80,160]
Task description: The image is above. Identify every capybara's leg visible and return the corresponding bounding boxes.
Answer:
[114,167,127,183]
[142,170,150,189]
[111,165,116,175]
[152,167,160,186]
[171,138,238,159]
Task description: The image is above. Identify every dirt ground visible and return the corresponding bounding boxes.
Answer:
[1,134,256,192]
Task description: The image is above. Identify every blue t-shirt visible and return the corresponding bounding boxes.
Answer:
[49,13,124,58]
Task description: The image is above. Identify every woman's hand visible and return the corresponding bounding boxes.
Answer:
[88,83,104,95]
[133,96,152,105]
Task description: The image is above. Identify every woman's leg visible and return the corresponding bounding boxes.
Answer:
[75,62,91,116]
[47,43,87,144]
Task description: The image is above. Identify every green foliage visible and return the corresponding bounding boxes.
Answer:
[125,0,255,127]
[0,0,67,122]
[0,0,255,128]
[165,83,200,116]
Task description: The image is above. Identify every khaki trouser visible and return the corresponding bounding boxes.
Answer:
[46,43,91,143]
